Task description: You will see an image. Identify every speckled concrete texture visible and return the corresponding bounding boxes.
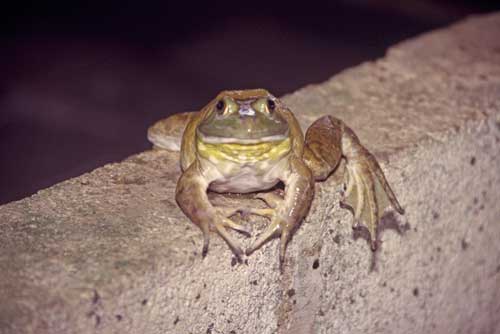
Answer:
[1,13,500,334]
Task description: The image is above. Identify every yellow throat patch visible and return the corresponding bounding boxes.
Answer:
[197,137,291,164]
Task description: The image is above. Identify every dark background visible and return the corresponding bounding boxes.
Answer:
[1,0,498,204]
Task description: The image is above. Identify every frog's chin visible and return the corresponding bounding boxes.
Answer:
[197,130,289,145]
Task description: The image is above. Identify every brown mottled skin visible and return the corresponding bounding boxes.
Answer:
[148,89,403,266]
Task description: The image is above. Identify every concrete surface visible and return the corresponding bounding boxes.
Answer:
[1,12,500,334]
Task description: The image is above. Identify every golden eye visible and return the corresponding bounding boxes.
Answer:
[215,100,225,114]
[267,99,276,112]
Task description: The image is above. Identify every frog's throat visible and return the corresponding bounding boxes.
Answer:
[196,137,291,163]
[197,129,289,144]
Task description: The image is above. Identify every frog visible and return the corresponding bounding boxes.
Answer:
[148,89,404,266]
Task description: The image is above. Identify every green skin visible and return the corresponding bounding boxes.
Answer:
[148,89,404,266]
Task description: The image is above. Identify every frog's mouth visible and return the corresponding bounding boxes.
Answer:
[196,129,289,145]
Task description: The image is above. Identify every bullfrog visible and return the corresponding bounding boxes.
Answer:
[148,89,403,265]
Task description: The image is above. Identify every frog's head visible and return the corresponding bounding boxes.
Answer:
[197,89,289,145]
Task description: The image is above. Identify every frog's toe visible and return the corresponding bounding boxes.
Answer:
[199,217,247,258]
[246,219,280,256]
[213,221,245,259]
[255,192,284,209]
[218,207,242,218]
[201,233,210,257]
[215,208,252,235]
[220,217,251,236]
[279,229,291,270]
[246,217,292,262]
[244,208,275,219]
[341,156,403,250]
[246,218,293,270]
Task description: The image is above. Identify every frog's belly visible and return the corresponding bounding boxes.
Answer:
[209,166,280,193]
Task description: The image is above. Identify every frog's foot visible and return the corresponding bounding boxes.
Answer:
[210,217,247,259]
[246,194,287,257]
[245,192,283,219]
[184,212,246,259]
[243,208,275,219]
[196,214,247,259]
[341,143,404,250]
[219,192,282,220]
[215,208,252,236]
[255,191,284,209]
[245,216,292,267]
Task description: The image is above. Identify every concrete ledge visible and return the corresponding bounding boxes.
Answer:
[1,13,500,334]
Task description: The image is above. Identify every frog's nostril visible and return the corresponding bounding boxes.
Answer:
[239,107,256,117]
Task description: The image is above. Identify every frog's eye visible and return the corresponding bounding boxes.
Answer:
[215,100,225,114]
[267,99,276,112]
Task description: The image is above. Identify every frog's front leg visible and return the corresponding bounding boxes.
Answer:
[304,115,404,250]
[176,161,249,258]
[246,156,314,266]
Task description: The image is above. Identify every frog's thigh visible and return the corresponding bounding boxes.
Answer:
[303,115,404,250]
[303,115,343,181]
[147,111,198,151]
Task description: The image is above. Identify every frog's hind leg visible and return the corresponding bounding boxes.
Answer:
[238,191,284,219]
[219,191,284,221]
[147,112,198,151]
[215,207,252,235]
[304,115,404,250]
[255,191,284,209]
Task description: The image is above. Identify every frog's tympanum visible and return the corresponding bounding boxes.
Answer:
[148,89,403,266]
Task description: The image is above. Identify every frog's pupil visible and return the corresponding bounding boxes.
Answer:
[216,100,224,111]
[267,99,275,111]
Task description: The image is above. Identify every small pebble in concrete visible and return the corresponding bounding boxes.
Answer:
[461,239,469,250]
[312,259,320,269]
[92,290,100,305]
